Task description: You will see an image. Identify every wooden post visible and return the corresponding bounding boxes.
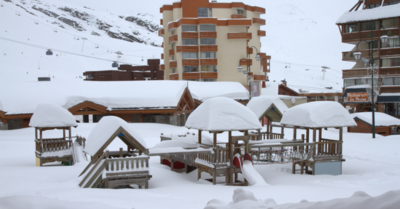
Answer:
[69,127,71,140]
[213,132,217,148]
[306,128,309,142]
[229,131,233,185]
[266,118,270,134]
[281,126,284,138]
[119,148,123,157]
[339,127,343,155]
[293,127,297,141]
[139,114,142,123]
[198,130,202,144]
[318,128,322,142]
[63,129,65,139]
[312,128,316,142]
[40,129,43,141]
[35,128,38,140]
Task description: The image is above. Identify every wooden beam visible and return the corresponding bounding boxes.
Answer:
[213,132,217,148]
[198,130,202,144]
[68,101,107,115]
[313,128,316,142]
[319,128,322,142]
[293,127,297,141]
[3,114,33,120]
[339,127,343,142]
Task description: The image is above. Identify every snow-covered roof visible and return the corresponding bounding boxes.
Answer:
[29,103,77,128]
[85,116,147,156]
[352,112,400,127]
[0,81,188,115]
[185,97,262,131]
[247,96,289,120]
[336,4,400,24]
[261,82,279,96]
[346,84,371,89]
[188,81,249,101]
[149,134,214,154]
[281,101,357,128]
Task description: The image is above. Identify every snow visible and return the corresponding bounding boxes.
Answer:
[205,189,400,209]
[188,81,249,101]
[0,100,3,112]
[247,96,289,120]
[346,84,371,89]
[352,112,400,127]
[261,82,279,96]
[185,97,262,131]
[29,103,77,128]
[241,161,268,186]
[281,101,357,128]
[85,116,147,156]
[41,149,72,157]
[336,4,400,24]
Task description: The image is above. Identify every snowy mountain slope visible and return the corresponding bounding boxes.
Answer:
[1,0,356,93]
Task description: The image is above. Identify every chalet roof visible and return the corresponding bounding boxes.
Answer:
[188,81,249,101]
[29,103,77,128]
[185,97,262,131]
[336,3,400,24]
[85,116,147,156]
[352,112,400,127]
[247,96,288,121]
[281,101,357,128]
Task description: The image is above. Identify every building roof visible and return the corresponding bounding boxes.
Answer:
[29,103,77,128]
[352,112,400,127]
[185,97,262,132]
[188,81,249,102]
[281,101,357,128]
[336,3,400,24]
[247,96,289,120]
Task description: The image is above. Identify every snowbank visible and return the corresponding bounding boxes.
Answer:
[205,189,400,209]
[188,81,249,101]
[336,4,400,24]
[29,103,77,128]
[85,116,146,156]
[247,96,288,120]
[185,97,262,131]
[280,101,356,128]
[352,112,400,127]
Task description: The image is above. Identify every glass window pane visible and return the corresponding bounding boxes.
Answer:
[183,52,198,59]
[200,38,216,45]
[184,66,198,72]
[182,39,197,45]
[182,25,197,32]
[200,24,216,31]
[355,79,364,85]
[345,23,358,33]
[361,21,378,31]
[394,77,400,85]
[393,58,400,66]
[198,8,208,17]
[382,78,393,85]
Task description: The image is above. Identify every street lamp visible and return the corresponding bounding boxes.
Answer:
[237,46,261,99]
[352,23,389,139]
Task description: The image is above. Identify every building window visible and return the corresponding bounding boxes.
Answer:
[361,21,378,31]
[182,39,198,45]
[383,1,400,6]
[184,66,198,72]
[366,3,381,9]
[201,52,216,59]
[382,58,400,67]
[382,18,399,29]
[182,25,197,32]
[383,38,400,48]
[172,68,176,73]
[200,24,216,31]
[382,78,394,85]
[201,79,216,82]
[171,42,175,49]
[86,74,93,79]
[237,9,244,15]
[200,38,216,45]
[345,23,358,33]
[201,65,217,72]
[198,8,212,17]
[182,52,198,59]
[394,77,400,85]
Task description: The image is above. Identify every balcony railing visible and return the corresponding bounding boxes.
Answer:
[201,72,218,79]
[231,14,246,18]
[380,67,400,77]
[253,75,267,81]
[342,67,400,78]
[160,19,163,25]
[169,74,179,80]
[200,32,217,38]
[258,30,266,36]
[200,45,218,52]
[380,86,400,94]
[380,48,400,57]
[253,7,266,14]
[182,32,198,39]
[176,46,199,53]
[182,59,199,66]
[253,18,266,25]
[169,35,178,43]
[170,60,177,68]
[342,49,379,61]
[200,59,218,65]
[182,72,200,80]
[380,29,399,37]
[228,32,252,40]
[158,29,164,37]
[169,49,175,56]
[160,64,165,71]
[342,69,369,78]
[161,53,164,59]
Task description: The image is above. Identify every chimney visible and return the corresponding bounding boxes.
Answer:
[282,79,287,86]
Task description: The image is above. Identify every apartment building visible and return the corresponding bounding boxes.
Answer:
[158,0,270,86]
[337,0,400,117]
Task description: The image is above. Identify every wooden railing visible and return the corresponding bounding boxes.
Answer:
[200,59,217,65]
[380,29,399,37]
[158,29,164,37]
[105,156,149,172]
[169,73,179,80]
[380,48,400,57]
[170,60,177,68]
[228,32,252,39]
[36,138,73,153]
[343,67,400,78]
[231,14,246,18]
[315,139,342,156]
[342,69,368,78]
[182,72,200,80]
[380,86,400,94]
[182,32,198,39]
[342,49,379,61]
[257,30,266,36]
[240,59,252,65]
[200,72,218,79]
[169,49,175,56]
[253,74,266,81]
[200,45,218,52]
[169,35,177,43]
[182,59,199,66]
[197,148,229,165]
[253,18,265,25]
[260,132,284,140]
[160,64,165,71]
[200,32,217,38]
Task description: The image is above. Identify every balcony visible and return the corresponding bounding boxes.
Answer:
[182,59,199,66]
[380,67,400,77]
[201,72,218,79]
[342,67,400,79]
[169,74,179,80]
[342,49,379,61]
[182,32,198,39]
[258,30,266,36]
[240,59,252,65]
[160,19,163,25]
[169,35,178,43]
[228,32,252,40]
[169,49,175,56]
[380,86,400,94]
[253,18,266,25]
[342,69,369,78]
[200,59,218,65]
[168,22,177,31]
[380,48,400,57]
[228,19,252,26]
[200,45,218,52]
[231,14,246,18]
[253,7,266,14]
[160,64,165,71]
[342,31,380,43]
[182,72,200,80]
[170,60,177,68]
[158,29,164,37]
[380,29,399,37]
[161,54,164,59]
[200,32,217,38]
[253,75,267,81]
[176,46,199,52]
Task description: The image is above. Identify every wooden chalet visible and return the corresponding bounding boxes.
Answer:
[79,116,151,189]
[348,112,400,136]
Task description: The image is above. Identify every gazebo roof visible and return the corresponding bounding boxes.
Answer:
[29,103,77,128]
[185,97,262,132]
[85,116,147,156]
[247,96,288,121]
[281,101,356,128]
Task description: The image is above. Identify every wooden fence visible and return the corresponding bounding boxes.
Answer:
[35,138,73,153]
[197,148,229,166]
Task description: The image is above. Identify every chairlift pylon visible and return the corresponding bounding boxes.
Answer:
[46,49,53,56]
[112,61,119,68]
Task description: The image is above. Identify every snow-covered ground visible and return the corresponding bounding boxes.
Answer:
[0,123,399,208]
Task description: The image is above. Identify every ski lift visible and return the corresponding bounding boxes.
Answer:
[46,49,53,56]
[112,61,119,68]
[1,4,3,7]
[285,63,287,68]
